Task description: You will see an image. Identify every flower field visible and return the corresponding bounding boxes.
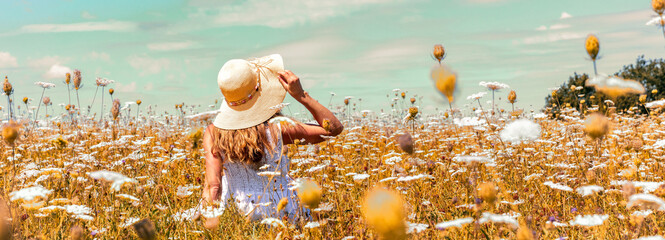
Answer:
[1,101,665,239]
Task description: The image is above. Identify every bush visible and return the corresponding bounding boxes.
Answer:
[545,56,665,114]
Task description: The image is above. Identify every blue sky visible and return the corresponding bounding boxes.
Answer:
[0,0,663,115]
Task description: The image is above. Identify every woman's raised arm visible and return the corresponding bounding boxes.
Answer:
[277,70,343,145]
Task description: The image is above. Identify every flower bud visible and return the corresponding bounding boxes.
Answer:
[585,34,600,61]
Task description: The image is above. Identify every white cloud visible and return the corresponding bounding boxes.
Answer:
[522,32,585,45]
[88,51,110,62]
[28,56,69,69]
[144,82,154,91]
[535,25,547,31]
[0,52,18,68]
[560,12,572,19]
[192,0,399,28]
[147,41,194,51]
[43,64,72,79]
[81,11,96,20]
[21,20,137,33]
[127,55,170,76]
[116,82,137,92]
[549,24,571,30]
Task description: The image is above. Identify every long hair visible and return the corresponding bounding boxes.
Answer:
[210,116,280,165]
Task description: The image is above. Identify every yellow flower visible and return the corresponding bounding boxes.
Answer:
[654,0,665,15]
[585,34,600,61]
[478,182,498,204]
[362,187,406,240]
[431,64,457,103]
[297,179,322,209]
[584,113,610,140]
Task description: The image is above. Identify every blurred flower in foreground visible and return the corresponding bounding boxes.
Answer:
[430,64,457,103]
[584,113,610,140]
[585,74,645,98]
[295,179,322,209]
[363,187,406,240]
[499,119,541,143]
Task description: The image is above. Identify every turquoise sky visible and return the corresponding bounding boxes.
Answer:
[0,0,663,116]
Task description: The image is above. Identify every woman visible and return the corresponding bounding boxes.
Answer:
[201,54,343,221]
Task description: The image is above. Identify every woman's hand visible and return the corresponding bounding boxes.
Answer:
[277,70,306,100]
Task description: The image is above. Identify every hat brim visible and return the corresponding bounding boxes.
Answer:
[213,54,286,130]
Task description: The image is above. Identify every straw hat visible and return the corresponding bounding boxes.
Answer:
[213,54,286,130]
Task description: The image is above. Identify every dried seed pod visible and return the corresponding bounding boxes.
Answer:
[2,76,12,95]
[132,218,157,240]
[72,69,82,89]
[111,99,121,120]
[396,132,414,154]
[433,44,445,63]
[508,90,517,104]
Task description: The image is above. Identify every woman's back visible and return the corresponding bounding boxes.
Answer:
[219,128,305,220]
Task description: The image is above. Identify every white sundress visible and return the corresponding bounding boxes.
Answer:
[218,128,308,221]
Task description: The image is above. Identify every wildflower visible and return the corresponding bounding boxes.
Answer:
[408,107,418,118]
[95,77,114,87]
[133,218,157,240]
[136,99,142,105]
[499,119,541,143]
[569,214,608,227]
[3,76,12,95]
[479,81,509,91]
[277,197,288,212]
[627,194,665,211]
[409,97,416,104]
[396,132,414,155]
[507,90,517,103]
[435,218,473,229]
[22,97,28,104]
[35,81,56,89]
[588,74,645,98]
[431,64,457,103]
[51,136,68,149]
[111,99,120,120]
[640,94,647,104]
[654,0,665,15]
[295,179,322,209]
[432,44,446,63]
[478,182,498,204]
[72,70,82,89]
[188,128,203,149]
[2,121,19,146]
[109,88,115,96]
[467,92,487,100]
[42,96,51,106]
[66,73,71,84]
[362,187,406,240]
[584,113,610,140]
[585,34,599,61]
[70,226,84,240]
[653,89,659,94]
[516,225,533,240]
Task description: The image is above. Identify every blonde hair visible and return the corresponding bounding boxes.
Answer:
[210,116,280,165]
